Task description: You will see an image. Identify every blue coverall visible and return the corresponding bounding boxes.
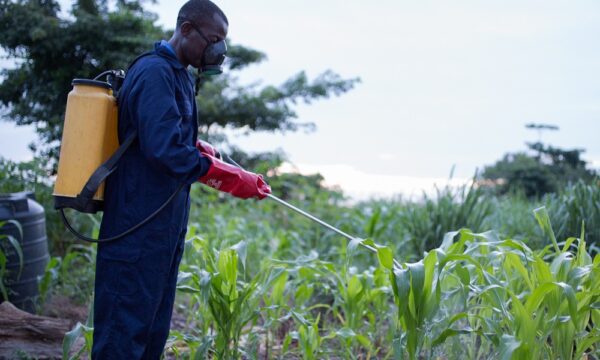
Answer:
[92,41,210,359]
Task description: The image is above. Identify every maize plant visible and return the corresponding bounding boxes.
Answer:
[176,236,285,359]
[378,207,600,359]
[161,188,600,359]
[0,220,23,302]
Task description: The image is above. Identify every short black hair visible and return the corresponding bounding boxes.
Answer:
[176,0,228,29]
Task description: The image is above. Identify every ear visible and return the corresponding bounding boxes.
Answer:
[180,22,193,37]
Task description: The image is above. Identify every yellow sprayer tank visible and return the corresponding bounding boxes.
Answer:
[53,79,119,213]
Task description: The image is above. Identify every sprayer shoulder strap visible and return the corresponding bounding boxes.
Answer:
[77,132,137,204]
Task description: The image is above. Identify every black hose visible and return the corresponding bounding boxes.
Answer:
[59,182,186,243]
[93,70,117,81]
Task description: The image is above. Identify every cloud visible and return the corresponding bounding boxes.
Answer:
[278,162,471,201]
[588,157,600,170]
[0,122,36,162]
[377,153,396,161]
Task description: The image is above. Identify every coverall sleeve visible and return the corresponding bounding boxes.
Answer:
[131,63,210,185]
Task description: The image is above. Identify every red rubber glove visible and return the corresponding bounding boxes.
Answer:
[198,153,271,200]
[196,140,221,159]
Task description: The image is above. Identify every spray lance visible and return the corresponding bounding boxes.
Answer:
[223,155,403,271]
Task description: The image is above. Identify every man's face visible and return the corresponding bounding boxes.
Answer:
[181,13,228,69]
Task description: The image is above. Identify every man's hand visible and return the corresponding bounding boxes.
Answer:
[196,140,221,159]
[198,153,271,200]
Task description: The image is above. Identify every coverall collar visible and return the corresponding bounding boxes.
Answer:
[154,41,185,70]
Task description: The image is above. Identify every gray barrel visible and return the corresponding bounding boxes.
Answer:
[0,191,49,313]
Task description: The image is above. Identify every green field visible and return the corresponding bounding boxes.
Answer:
[11,177,593,359]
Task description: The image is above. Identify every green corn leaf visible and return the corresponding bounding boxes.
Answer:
[422,251,439,320]
[335,327,356,339]
[0,251,7,301]
[0,249,5,270]
[510,292,535,345]
[498,334,522,360]
[347,275,363,301]
[455,263,470,286]
[362,238,395,270]
[562,237,577,253]
[1,234,23,279]
[439,253,483,275]
[391,267,410,318]
[290,310,312,327]
[176,285,201,293]
[347,237,363,257]
[525,282,558,313]
[504,253,533,291]
[62,322,85,360]
[270,270,288,305]
[230,240,247,270]
[476,284,510,317]
[554,282,578,325]
[534,207,559,253]
[500,239,533,255]
[376,246,394,270]
[551,252,573,281]
[567,266,591,287]
[576,225,593,267]
[533,255,553,284]
[432,328,474,347]
[407,261,425,320]
[574,332,600,359]
[295,284,314,306]
[472,230,502,243]
[431,312,472,346]
[176,271,194,283]
[38,257,60,304]
[217,249,238,294]
[193,336,213,360]
[6,220,23,241]
[422,251,437,297]
[355,334,372,349]
[365,208,381,238]
[440,230,461,251]
[282,333,292,354]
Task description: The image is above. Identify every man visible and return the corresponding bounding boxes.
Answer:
[92,1,271,358]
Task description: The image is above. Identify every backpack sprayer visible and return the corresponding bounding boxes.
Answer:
[53,68,187,243]
[53,72,123,214]
[53,71,401,269]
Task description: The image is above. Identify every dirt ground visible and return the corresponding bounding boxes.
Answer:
[41,295,89,324]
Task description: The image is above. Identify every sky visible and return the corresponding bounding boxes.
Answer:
[1,0,599,199]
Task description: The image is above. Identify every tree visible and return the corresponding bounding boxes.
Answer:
[481,124,597,197]
[525,122,558,144]
[0,0,165,164]
[481,152,557,197]
[0,0,359,171]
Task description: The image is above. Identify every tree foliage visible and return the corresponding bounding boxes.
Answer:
[481,125,597,198]
[0,0,359,169]
[0,0,164,164]
[482,152,557,197]
[197,68,358,136]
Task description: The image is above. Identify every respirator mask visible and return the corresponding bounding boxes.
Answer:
[186,20,227,75]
